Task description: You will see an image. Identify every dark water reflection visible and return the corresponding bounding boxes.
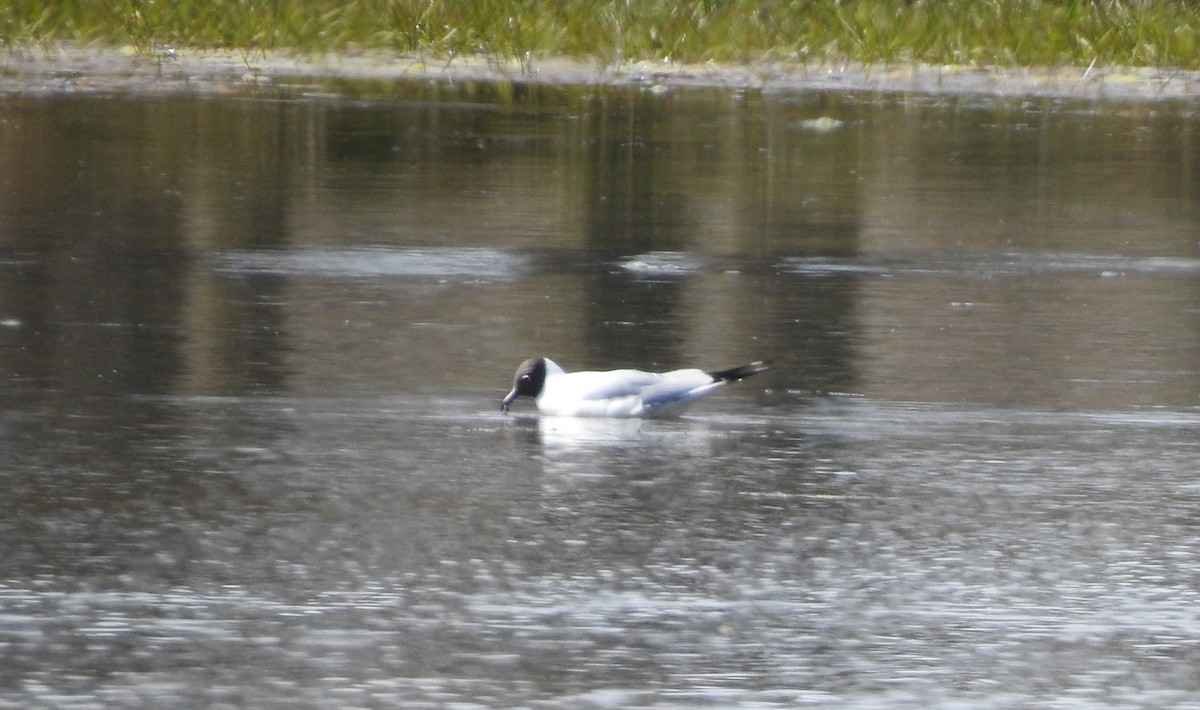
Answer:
[2,82,1200,707]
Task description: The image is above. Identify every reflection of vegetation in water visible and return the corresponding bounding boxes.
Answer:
[2,1,1200,69]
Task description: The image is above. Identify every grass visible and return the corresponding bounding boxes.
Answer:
[3,0,1200,70]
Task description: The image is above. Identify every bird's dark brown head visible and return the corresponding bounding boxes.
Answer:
[501,357,547,413]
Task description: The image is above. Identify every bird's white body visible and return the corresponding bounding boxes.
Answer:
[502,357,768,419]
[536,359,728,418]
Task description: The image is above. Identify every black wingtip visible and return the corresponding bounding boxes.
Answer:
[708,361,770,382]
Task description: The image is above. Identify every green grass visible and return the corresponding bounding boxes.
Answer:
[4,0,1200,70]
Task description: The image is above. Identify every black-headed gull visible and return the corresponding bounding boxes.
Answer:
[500,357,769,418]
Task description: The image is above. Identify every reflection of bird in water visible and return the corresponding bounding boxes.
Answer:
[501,357,769,418]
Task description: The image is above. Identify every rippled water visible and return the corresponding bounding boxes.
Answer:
[2,81,1200,708]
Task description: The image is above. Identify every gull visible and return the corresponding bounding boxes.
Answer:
[500,357,768,418]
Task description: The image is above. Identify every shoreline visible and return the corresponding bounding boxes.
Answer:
[2,44,1198,101]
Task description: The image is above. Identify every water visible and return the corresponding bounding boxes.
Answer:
[2,81,1200,708]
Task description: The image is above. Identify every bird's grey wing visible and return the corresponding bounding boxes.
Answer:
[636,369,719,412]
[558,370,662,400]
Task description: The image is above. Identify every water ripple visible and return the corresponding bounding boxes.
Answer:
[619,251,706,278]
[780,253,1200,278]
[214,247,527,280]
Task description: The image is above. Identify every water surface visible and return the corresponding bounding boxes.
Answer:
[1,81,1199,707]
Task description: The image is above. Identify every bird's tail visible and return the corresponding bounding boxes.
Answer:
[708,361,770,382]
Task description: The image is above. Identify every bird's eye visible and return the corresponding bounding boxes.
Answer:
[520,375,531,383]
